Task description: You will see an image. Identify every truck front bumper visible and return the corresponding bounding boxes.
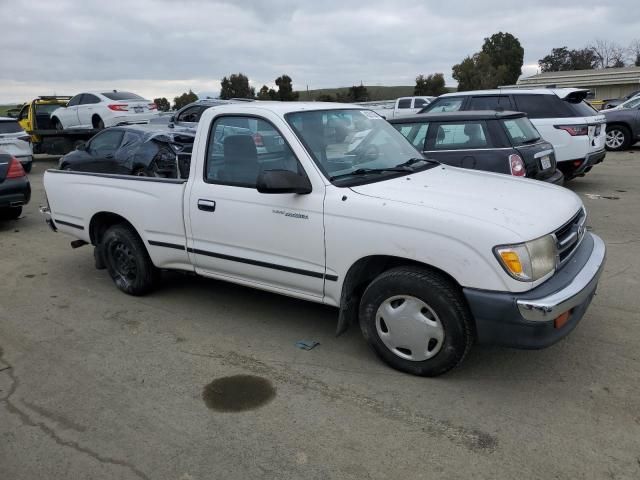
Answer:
[463,232,606,349]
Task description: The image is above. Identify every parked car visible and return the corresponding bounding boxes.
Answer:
[0,117,34,172]
[602,95,640,151]
[373,96,435,119]
[59,125,194,178]
[0,152,30,220]
[42,102,606,377]
[390,111,563,184]
[50,91,159,130]
[602,90,640,110]
[164,99,233,130]
[419,89,606,180]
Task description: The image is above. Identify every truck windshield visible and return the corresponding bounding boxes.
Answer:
[286,109,434,184]
[501,117,541,146]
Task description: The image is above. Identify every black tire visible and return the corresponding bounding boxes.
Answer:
[93,116,105,130]
[53,118,63,131]
[0,206,22,220]
[22,162,32,173]
[101,224,159,295]
[359,266,474,377]
[605,125,631,151]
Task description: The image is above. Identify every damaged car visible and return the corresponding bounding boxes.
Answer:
[58,125,194,178]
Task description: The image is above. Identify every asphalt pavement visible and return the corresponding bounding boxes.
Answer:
[1,152,639,479]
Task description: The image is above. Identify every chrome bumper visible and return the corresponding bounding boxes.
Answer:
[517,233,606,321]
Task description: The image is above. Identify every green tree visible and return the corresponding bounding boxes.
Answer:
[480,32,524,86]
[275,75,299,101]
[257,85,277,100]
[346,84,369,102]
[153,97,171,112]
[452,52,510,91]
[172,90,198,110]
[414,73,447,96]
[220,73,255,99]
[538,47,598,72]
[315,93,335,102]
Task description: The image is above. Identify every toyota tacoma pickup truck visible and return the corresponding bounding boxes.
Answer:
[42,102,606,376]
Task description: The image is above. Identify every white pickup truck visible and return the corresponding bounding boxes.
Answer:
[42,102,606,376]
[372,96,435,119]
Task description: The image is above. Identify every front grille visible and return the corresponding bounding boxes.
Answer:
[555,208,587,266]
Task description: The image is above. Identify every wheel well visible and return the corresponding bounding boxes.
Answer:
[92,114,102,127]
[606,122,630,131]
[336,255,462,335]
[89,212,137,246]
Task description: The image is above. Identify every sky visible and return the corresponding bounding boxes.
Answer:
[1,0,639,103]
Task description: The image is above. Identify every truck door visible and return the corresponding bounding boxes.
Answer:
[187,114,327,299]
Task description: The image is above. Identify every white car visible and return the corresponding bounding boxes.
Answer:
[0,117,33,172]
[50,91,159,130]
[42,102,606,376]
[420,88,606,180]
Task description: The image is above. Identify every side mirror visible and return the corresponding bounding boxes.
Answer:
[75,141,87,151]
[257,170,312,194]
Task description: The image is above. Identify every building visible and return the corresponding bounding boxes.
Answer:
[513,66,640,101]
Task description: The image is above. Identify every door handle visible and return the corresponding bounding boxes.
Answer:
[197,199,216,212]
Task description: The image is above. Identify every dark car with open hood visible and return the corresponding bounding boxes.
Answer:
[58,125,195,179]
[390,111,564,185]
[0,152,30,220]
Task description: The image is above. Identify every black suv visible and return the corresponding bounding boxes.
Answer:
[390,111,564,184]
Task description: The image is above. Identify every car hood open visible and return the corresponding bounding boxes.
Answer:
[349,165,582,240]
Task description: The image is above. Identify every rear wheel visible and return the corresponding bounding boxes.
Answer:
[22,162,32,173]
[605,125,631,151]
[359,266,474,376]
[0,206,22,220]
[93,116,105,130]
[101,224,159,295]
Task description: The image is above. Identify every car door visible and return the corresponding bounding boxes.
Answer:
[82,129,125,172]
[59,94,82,127]
[187,114,327,299]
[77,94,102,128]
[17,104,31,132]
[423,121,505,172]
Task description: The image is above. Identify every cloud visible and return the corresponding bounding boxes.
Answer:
[0,0,638,103]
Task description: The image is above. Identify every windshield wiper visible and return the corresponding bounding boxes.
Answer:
[329,167,411,181]
[395,157,438,168]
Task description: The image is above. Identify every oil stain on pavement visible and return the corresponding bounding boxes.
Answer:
[202,375,276,412]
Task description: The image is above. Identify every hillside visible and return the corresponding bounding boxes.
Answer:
[0,104,21,117]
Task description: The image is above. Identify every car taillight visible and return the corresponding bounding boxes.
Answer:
[554,124,588,136]
[509,154,526,177]
[7,157,25,178]
[108,104,129,111]
[253,133,264,147]
[148,103,157,110]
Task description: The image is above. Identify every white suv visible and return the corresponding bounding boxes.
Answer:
[420,89,606,180]
[50,91,160,130]
[0,117,33,172]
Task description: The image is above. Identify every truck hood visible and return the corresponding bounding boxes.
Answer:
[349,166,582,240]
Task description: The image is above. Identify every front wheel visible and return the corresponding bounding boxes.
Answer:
[101,224,159,295]
[53,118,64,131]
[605,125,631,151]
[359,266,474,376]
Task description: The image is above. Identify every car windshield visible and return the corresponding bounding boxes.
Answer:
[286,109,434,185]
[501,117,540,145]
[0,120,23,134]
[101,91,145,101]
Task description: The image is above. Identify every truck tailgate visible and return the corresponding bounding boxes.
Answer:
[43,170,191,270]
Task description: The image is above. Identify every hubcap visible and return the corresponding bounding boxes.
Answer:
[606,129,624,149]
[375,295,444,361]
[109,242,137,280]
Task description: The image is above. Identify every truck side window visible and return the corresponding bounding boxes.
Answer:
[205,116,300,188]
[397,99,412,109]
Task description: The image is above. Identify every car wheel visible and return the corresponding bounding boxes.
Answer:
[605,125,631,151]
[93,116,105,130]
[101,224,159,295]
[359,266,474,376]
[53,118,63,131]
[0,206,22,220]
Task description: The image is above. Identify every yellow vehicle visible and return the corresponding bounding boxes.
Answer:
[17,96,97,154]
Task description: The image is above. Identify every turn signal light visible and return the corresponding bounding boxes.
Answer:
[498,251,523,274]
[554,311,571,329]
[509,154,526,176]
[7,157,26,178]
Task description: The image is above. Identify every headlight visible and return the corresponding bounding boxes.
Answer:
[494,235,557,282]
